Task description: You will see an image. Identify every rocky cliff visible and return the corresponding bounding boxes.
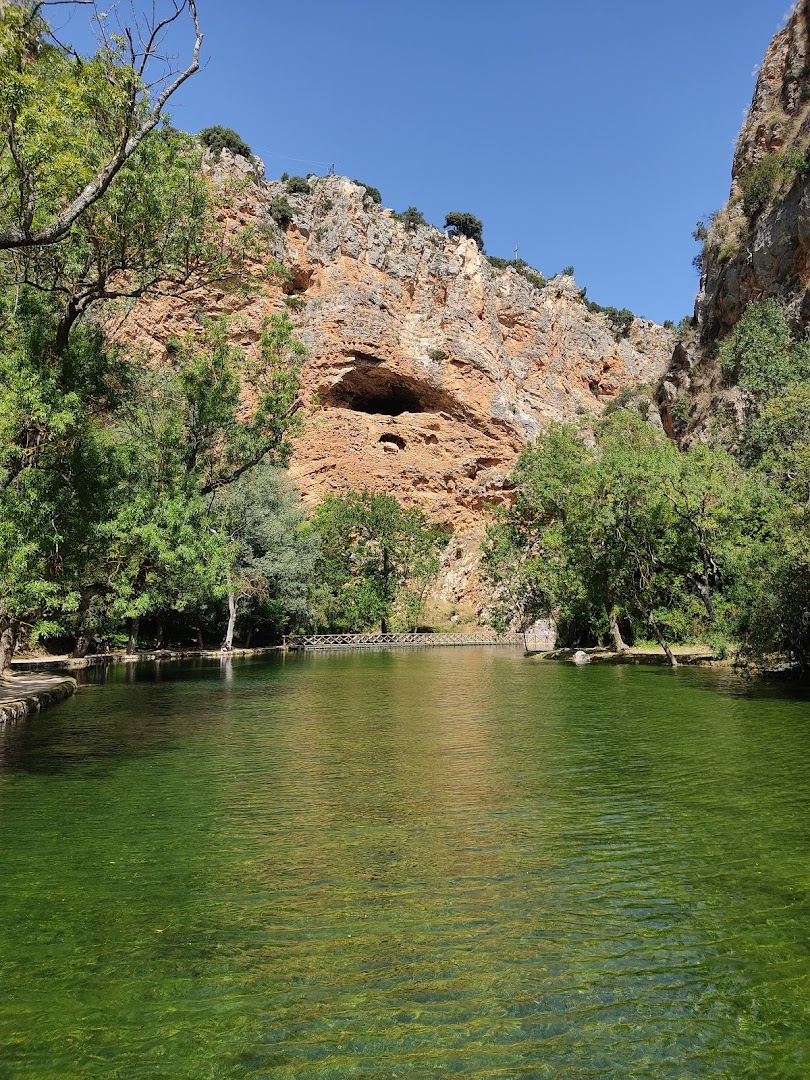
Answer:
[698,0,810,337]
[660,1,810,444]
[117,159,673,617]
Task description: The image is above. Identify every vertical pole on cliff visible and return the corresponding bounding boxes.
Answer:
[514,243,519,263]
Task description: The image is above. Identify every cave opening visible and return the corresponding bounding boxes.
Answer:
[323,366,457,418]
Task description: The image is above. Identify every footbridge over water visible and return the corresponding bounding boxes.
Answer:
[286,631,555,652]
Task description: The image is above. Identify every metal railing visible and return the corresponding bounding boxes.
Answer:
[286,631,527,650]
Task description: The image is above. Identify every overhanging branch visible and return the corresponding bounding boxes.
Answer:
[0,0,202,251]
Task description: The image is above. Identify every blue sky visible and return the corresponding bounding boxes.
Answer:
[60,0,791,324]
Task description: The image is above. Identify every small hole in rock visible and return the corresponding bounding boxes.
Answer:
[379,433,406,451]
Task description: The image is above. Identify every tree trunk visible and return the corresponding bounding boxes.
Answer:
[126,617,140,655]
[223,591,237,651]
[73,628,92,659]
[693,578,716,622]
[607,605,629,653]
[244,627,252,648]
[647,613,678,668]
[196,628,204,651]
[0,618,18,678]
[155,615,165,649]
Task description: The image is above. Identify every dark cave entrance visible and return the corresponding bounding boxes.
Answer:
[347,383,422,416]
[323,365,457,418]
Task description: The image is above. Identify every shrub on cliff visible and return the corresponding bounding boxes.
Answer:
[199,126,253,160]
[394,207,427,229]
[269,195,295,229]
[739,151,810,220]
[444,212,484,250]
[285,176,310,195]
[354,181,382,205]
[584,299,634,338]
[719,299,810,402]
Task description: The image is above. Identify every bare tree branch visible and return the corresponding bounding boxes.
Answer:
[0,0,202,251]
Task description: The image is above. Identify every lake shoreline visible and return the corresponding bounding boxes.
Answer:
[0,673,77,726]
[10,645,286,674]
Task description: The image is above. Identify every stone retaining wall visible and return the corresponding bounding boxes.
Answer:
[0,677,77,725]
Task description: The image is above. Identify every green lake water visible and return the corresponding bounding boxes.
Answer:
[1,650,810,1079]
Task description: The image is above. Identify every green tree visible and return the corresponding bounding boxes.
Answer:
[310,491,448,634]
[89,314,305,649]
[0,0,202,251]
[0,2,308,672]
[734,381,810,669]
[353,180,382,205]
[215,465,318,649]
[444,211,483,250]
[398,206,426,229]
[718,299,810,401]
[485,413,759,665]
[199,125,252,160]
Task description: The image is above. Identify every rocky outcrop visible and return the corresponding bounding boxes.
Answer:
[698,1,810,338]
[732,2,810,178]
[116,158,673,612]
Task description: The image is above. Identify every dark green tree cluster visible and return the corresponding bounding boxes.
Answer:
[715,300,810,667]
[0,1,309,671]
[285,176,310,195]
[199,126,253,160]
[444,212,484,249]
[487,298,810,672]
[310,491,449,634]
[484,412,765,666]
[394,207,427,229]
[354,181,382,205]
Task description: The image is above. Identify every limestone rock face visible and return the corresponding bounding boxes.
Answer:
[732,2,810,180]
[117,168,673,612]
[698,1,810,338]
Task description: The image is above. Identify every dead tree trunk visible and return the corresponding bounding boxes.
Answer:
[223,591,237,651]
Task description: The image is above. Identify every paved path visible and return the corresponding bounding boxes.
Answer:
[0,674,77,723]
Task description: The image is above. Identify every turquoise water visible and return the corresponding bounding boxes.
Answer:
[1,650,810,1078]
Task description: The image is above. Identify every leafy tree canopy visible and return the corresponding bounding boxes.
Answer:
[485,412,763,664]
[199,125,253,160]
[310,490,448,633]
[444,211,484,250]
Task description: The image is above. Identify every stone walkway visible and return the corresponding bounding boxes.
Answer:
[0,674,77,724]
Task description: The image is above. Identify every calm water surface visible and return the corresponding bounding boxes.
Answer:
[1,650,810,1078]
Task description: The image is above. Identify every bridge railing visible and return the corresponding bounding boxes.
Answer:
[286,631,530,650]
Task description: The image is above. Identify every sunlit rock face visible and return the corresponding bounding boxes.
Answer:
[666,2,810,448]
[116,164,673,614]
[698,0,810,339]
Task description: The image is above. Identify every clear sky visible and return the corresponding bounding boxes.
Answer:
[59,0,791,324]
